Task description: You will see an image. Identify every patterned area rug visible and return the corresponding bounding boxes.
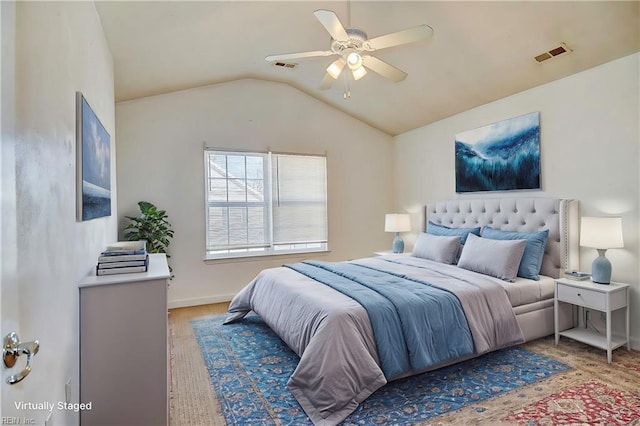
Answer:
[192,314,573,425]
[432,337,640,425]
[503,380,640,424]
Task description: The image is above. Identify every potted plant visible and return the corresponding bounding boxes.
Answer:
[123,201,175,272]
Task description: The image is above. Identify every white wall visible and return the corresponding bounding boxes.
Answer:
[2,2,116,423]
[116,79,394,307]
[0,0,21,414]
[394,53,640,348]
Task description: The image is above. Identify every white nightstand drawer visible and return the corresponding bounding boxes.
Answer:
[557,285,605,311]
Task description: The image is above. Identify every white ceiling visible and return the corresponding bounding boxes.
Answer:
[95,1,640,135]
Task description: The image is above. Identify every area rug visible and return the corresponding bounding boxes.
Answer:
[429,336,640,425]
[502,379,640,425]
[192,314,571,425]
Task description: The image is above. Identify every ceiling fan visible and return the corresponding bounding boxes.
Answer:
[265,9,433,94]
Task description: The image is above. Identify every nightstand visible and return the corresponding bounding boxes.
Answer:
[554,278,630,363]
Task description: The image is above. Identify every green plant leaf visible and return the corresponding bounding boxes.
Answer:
[123,201,175,276]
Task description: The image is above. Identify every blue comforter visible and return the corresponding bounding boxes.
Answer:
[285,260,474,380]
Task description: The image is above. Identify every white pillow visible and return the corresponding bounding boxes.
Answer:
[411,233,461,265]
[457,233,527,281]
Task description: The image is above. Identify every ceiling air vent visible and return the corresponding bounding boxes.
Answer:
[534,43,572,63]
[273,61,297,69]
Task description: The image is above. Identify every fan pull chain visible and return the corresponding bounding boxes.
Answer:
[343,68,351,99]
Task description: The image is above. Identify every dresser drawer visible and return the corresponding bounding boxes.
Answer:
[557,284,605,311]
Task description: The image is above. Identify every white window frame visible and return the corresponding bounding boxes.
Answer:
[204,149,328,260]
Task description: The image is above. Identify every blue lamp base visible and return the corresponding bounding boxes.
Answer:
[392,234,405,254]
[591,249,612,284]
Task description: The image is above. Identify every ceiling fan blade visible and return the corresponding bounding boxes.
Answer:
[319,73,334,90]
[265,50,334,62]
[314,9,349,41]
[362,56,407,82]
[366,25,433,51]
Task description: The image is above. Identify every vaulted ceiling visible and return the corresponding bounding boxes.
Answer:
[95,1,640,135]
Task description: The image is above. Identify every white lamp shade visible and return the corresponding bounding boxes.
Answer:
[326,59,344,79]
[352,66,367,80]
[580,217,624,249]
[385,214,411,233]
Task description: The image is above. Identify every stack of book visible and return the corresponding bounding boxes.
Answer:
[96,241,149,276]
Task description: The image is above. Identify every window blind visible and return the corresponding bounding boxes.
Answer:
[205,151,269,252]
[272,154,328,245]
[204,150,327,258]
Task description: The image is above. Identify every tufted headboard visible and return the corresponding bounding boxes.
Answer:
[425,198,579,279]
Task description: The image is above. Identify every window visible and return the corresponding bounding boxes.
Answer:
[204,150,328,259]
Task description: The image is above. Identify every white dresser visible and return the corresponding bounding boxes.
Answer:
[78,253,170,425]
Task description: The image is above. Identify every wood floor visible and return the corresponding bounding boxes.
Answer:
[169,302,229,426]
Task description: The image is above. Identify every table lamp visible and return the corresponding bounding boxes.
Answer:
[385,214,411,253]
[579,217,623,284]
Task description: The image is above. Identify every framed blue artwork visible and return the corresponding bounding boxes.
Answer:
[455,112,540,193]
[76,92,111,221]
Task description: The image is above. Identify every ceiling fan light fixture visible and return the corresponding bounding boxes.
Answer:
[346,52,363,70]
[266,9,433,94]
[352,66,367,81]
[327,58,345,79]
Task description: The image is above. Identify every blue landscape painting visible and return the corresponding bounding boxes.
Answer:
[80,94,111,220]
[455,112,540,193]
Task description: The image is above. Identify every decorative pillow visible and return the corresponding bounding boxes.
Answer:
[481,227,549,281]
[411,233,461,265]
[457,233,527,281]
[427,221,481,244]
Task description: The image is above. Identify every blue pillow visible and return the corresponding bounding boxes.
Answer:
[427,221,481,244]
[481,226,549,281]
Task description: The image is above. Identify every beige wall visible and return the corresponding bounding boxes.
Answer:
[394,53,640,348]
[2,1,116,422]
[115,79,395,307]
[2,3,637,420]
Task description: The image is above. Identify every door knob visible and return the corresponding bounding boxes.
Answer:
[3,332,39,384]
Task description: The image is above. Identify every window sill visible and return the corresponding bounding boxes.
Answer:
[203,249,331,265]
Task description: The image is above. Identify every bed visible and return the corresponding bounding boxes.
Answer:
[225,197,578,425]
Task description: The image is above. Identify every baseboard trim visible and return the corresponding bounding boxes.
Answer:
[168,294,235,309]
